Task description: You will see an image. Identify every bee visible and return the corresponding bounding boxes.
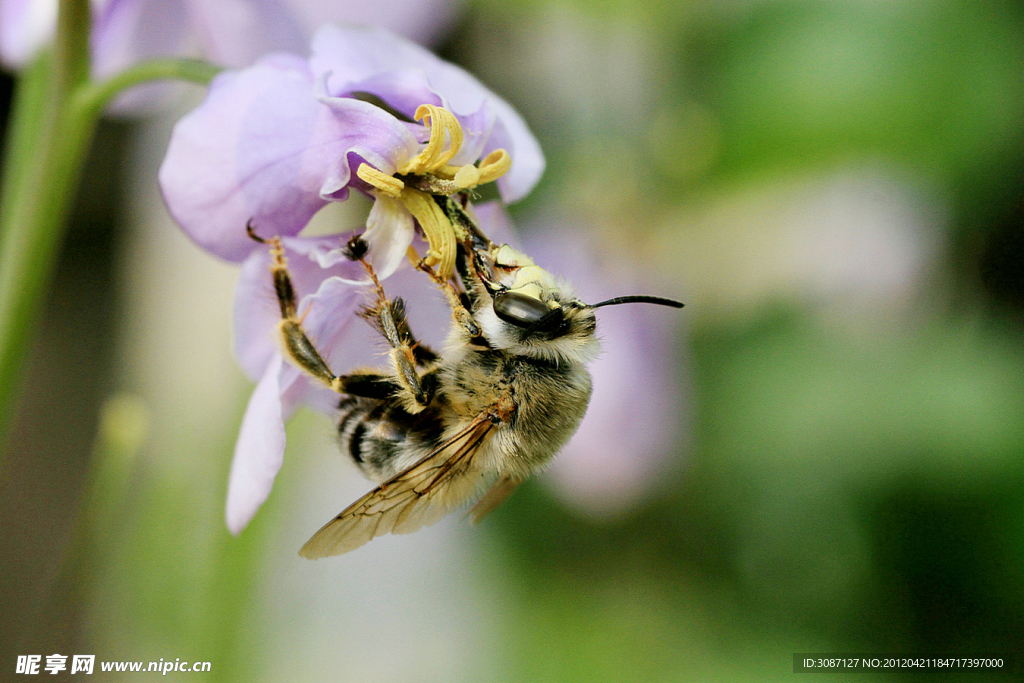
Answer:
[247,209,682,558]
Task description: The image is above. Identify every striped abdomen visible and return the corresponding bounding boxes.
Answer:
[336,396,447,481]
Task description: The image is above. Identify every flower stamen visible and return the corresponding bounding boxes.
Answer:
[400,187,457,278]
[475,149,512,186]
[400,104,464,175]
[358,105,517,282]
[357,164,404,197]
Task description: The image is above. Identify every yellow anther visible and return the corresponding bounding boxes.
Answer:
[406,244,442,269]
[476,149,512,185]
[453,164,481,190]
[357,163,404,198]
[431,165,460,180]
[399,187,456,278]
[400,104,464,175]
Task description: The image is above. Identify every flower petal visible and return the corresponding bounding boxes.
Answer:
[287,0,464,46]
[282,275,379,414]
[360,194,416,281]
[160,53,419,262]
[226,353,288,534]
[482,101,545,203]
[92,0,191,78]
[182,0,305,68]
[0,0,56,68]
[469,200,518,247]
[310,25,544,201]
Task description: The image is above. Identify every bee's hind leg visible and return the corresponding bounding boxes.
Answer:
[247,221,357,394]
[246,224,439,407]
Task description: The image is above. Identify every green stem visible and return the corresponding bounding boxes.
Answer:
[0,0,219,459]
[0,55,53,242]
[75,58,220,118]
[0,0,91,457]
[53,0,91,97]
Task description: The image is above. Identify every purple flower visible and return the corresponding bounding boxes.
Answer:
[0,0,461,73]
[159,24,544,270]
[158,26,544,533]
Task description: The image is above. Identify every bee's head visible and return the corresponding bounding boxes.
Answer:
[470,245,684,364]
[470,245,598,363]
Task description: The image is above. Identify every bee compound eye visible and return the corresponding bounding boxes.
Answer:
[493,291,551,327]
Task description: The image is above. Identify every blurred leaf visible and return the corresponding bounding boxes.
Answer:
[694,310,1024,490]
[698,0,1024,217]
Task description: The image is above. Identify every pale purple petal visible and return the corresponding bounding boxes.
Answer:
[313,73,420,181]
[233,250,281,381]
[310,25,544,201]
[294,255,452,391]
[481,102,545,203]
[0,0,55,68]
[332,69,442,123]
[226,353,288,534]
[280,275,371,414]
[91,0,190,77]
[1,0,464,79]
[2,0,193,76]
[274,322,372,419]
[470,200,518,247]
[183,0,305,68]
[360,194,416,281]
[282,0,463,46]
[310,24,441,89]
[159,53,418,261]
[265,255,453,408]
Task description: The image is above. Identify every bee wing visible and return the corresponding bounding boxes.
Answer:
[299,415,495,559]
[467,475,521,525]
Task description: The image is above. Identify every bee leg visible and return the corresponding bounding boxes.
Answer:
[356,297,441,409]
[247,221,349,393]
[333,371,399,400]
[335,368,441,405]
[342,236,438,410]
[410,252,482,339]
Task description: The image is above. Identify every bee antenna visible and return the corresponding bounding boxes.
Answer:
[589,295,684,309]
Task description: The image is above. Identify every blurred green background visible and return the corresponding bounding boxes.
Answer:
[2,0,1024,680]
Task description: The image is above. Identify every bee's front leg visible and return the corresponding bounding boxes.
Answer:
[342,236,439,411]
[411,253,482,339]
